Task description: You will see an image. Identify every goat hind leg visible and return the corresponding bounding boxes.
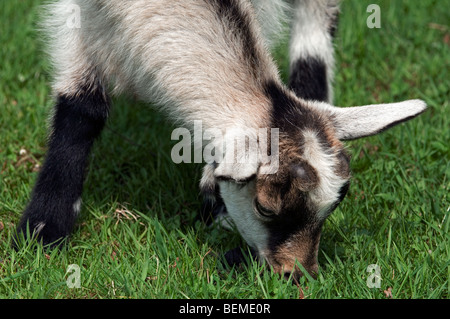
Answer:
[288,0,340,103]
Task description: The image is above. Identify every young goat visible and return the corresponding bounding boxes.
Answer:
[17,0,426,280]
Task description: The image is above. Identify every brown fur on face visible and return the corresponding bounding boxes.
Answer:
[255,100,350,217]
[268,226,322,280]
[251,83,351,278]
[256,141,321,214]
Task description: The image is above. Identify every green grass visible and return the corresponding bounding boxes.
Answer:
[0,0,449,299]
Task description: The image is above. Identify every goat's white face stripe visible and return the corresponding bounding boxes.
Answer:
[301,130,346,219]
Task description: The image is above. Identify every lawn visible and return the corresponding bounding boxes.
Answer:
[0,0,448,299]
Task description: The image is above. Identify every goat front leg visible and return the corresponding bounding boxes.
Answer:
[16,83,110,247]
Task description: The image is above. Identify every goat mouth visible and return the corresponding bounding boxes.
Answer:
[222,247,316,284]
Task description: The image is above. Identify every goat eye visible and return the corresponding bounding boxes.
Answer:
[253,199,275,219]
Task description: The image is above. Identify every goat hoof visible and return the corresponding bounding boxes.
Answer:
[14,218,69,249]
[14,204,75,249]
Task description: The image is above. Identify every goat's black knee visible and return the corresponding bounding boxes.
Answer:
[16,84,110,247]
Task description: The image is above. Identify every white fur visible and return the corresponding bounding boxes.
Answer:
[333,100,427,140]
[250,0,291,47]
[311,99,427,140]
[44,0,276,132]
[301,130,345,218]
[35,222,46,234]
[211,207,235,231]
[41,0,96,98]
[218,180,269,257]
[73,197,82,214]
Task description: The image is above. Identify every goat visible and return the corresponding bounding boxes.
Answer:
[16,0,426,281]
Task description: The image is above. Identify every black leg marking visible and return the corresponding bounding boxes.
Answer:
[288,57,328,102]
[16,85,110,246]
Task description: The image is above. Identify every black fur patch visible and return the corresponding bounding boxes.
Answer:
[16,85,110,247]
[288,57,328,102]
[264,80,332,149]
[208,0,260,77]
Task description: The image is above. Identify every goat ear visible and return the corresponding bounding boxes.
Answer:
[322,99,427,140]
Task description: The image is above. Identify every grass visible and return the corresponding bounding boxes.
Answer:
[0,0,449,299]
